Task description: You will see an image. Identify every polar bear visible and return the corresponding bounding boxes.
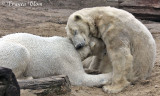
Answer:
[83,37,112,74]
[0,33,112,87]
[82,38,106,69]
[82,38,106,74]
[82,38,112,74]
[66,7,156,93]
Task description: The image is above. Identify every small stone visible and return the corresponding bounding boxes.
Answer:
[155,85,159,88]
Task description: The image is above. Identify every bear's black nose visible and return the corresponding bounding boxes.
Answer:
[75,43,85,49]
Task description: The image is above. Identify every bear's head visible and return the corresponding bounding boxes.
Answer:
[66,13,98,49]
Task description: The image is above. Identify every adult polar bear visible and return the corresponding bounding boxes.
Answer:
[0,33,112,86]
[66,7,156,93]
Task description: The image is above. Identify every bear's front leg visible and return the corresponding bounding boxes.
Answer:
[103,46,133,93]
[88,56,101,70]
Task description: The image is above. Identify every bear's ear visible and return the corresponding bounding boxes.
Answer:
[74,15,82,21]
[90,42,95,49]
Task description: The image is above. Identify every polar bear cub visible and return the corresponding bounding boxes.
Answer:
[83,37,112,74]
[0,33,112,87]
[82,38,106,71]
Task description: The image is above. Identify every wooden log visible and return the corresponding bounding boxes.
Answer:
[119,0,160,22]
[18,75,71,96]
[0,67,20,96]
[145,24,160,34]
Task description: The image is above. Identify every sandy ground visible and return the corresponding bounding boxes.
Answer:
[0,1,160,96]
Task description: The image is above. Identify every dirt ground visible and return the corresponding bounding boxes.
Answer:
[0,1,160,96]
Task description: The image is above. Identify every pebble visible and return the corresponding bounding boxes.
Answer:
[155,85,159,88]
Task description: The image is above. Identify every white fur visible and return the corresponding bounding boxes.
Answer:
[66,7,156,93]
[0,33,112,86]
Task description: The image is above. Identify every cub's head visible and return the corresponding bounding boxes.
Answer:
[89,37,106,58]
[77,37,106,60]
[66,13,98,49]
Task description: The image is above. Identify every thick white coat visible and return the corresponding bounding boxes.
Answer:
[66,7,156,93]
[0,33,112,86]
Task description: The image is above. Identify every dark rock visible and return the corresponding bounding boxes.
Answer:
[0,67,20,96]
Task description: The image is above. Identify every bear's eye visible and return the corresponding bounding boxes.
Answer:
[74,30,78,35]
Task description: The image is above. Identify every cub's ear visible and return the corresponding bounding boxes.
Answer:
[74,15,82,21]
[90,41,96,49]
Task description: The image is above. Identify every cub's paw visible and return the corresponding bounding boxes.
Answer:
[103,81,130,93]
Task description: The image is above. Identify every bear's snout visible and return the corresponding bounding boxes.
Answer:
[75,43,85,49]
